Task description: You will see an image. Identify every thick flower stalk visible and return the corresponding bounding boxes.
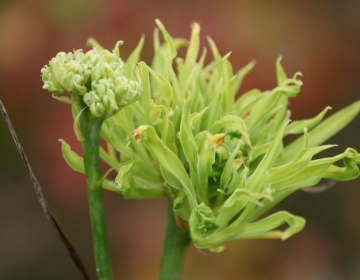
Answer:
[41,38,144,279]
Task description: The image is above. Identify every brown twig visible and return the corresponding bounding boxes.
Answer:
[0,97,89,280]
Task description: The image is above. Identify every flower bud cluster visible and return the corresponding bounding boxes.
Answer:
[41,50,92,95]
[41,43,142,118]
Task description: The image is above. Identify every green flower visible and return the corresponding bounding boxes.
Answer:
[41,40,142,118]
[41,50,92,95]
[60,20,360,252]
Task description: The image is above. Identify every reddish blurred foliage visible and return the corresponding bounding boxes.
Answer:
[0,0,359,279]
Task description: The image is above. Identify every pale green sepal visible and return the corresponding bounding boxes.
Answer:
[232,211,306,241]
[245,91,282,131]
[234,89,262,117]
[219,140,242,192]
[149,101,170,125]
[104,127,134,161]
[210,115,252,147]
[189,203,220,247]
[285,106,332,135]
[137,66,151,124]
[233,61,256,96]
[168,63,184,109]
[52,94,74,104]
[59,139,84,173]
[233,120,288,225]
[206,36,222,66]
[138,62,173,107]
[275,78,303,98]
[194,131,218,201]
[250,148,360,221]
[190,107,208,129]
[266,145,336,184]
[195,211,305,249]
[133,125,197,209]
[250,119,287,181]
[99,146,119,168]
[155,19,177,60]
[322,148,359,181]
[112,40,123,59]
[162,119,177,153]
[102,179,120,192]
[221,166,248,198]
[276,56,287,86]
[282,100,360,163]
[173,191,192,221]
[160,165,183,191]
[86,38,104,50]
[178,100,201,199]
[251,142,272,161]
[179,99,198,163]
[184,22,200,66]
[303,127,309,149]
[73,108,86,142]
[125,35,145,77]
[274,149,355,191]
[115,160,165,199]
[216,188,273,230]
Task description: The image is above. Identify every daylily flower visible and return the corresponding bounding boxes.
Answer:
[57,20,360,253]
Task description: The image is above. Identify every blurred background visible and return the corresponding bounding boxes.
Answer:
[0,0,360,279]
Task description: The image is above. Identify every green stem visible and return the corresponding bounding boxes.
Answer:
[79,107,113,280]
[159,200,190,280]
